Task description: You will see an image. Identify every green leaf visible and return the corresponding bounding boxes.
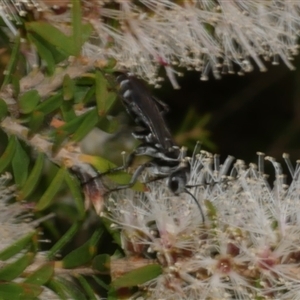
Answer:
[71,0,83,56]
[28,33,55,74]
[0,232,35,261]
[92,275,109,291]
[102,92,117,116]
[76,275,97,300]
[101,58,117,71]
[0,136,17,173]
[51,131,68,154]
[63,74,75,101]
[80,154,115,173]
[24,263,54,285]
[19,153,45,200]
[95,71,117,116]
[12,140,30,187]
[98,116,118,134]
[92,254,110,273]
[60,102,76,122]
[0,282,42,300]
[101,217,121,247]
[71,109,99,142]
[26,22,76,56]
[49,278,87,300]
[0,252,35,281]
[64,172,85,219]
[47,221,82,260]
[112,264,162,288]
[80,155,146,191]
[70,0,93,56]
[56,109,95,139]
[81,23,93,46]
[81,85,96,105]
[19,90,40,114]
[28,110,45,134]
[62,227,103,268]
[0,99,8,120]
[2,35,20,87]
[46,279,68,300]
[35,168,66,211]
[35,92,63,114]
[205,199,217,223]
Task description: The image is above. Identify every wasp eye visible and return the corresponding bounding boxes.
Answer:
[168,177,179,193]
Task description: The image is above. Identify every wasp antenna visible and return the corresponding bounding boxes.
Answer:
[184,188,205,224]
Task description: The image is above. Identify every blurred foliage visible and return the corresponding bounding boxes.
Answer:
[0,2,212,299]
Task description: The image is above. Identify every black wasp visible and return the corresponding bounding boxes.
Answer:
[107,73,205,222]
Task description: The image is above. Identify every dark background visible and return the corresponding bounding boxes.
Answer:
[154,56,300,168]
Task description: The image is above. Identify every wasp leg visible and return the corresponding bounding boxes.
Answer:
[80,150,138,186]
[107,163,148,193]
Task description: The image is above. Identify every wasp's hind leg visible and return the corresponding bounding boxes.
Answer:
[106,162,148,193]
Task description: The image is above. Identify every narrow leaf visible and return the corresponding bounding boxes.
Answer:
[71,0,83,56]
[52,130,68,154]
[36,92,63,114]
[2,35,20,87]
[60,102,76,122]
[0,136,16,173]
[47,221,82,260]
[81,85,95,104]
[26,22,75,56]
[64,172,85,219]
[46,279,68,300]
[112,264,162,288]
[54,277,87,300]
[28,33,55,74]
[35,168,66,211]
[19,153,44,200]
[58,109,85,134]
[92,254,110,273]
[63,74,75,101]
[101,217,121,247]
[0,282,42,300]
[98,116,118,134]
[71,109,99,142]
[76,275,97,300]
[0,252,35,281]
[0,232,35,261]
[28,110,45,134]
[92,275,109,290]
[62,228,103,268]
[12,140,30,187]
[19,90,40,114]
[95,70,117,116]
[24,262,54,285]
[0,98,8,120]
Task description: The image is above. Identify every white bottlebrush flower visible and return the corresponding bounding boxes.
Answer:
[1,1,300,86]
[0,172,37,252]
[106,151,300,299]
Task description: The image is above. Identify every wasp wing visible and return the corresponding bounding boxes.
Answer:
[117,74,175,151]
